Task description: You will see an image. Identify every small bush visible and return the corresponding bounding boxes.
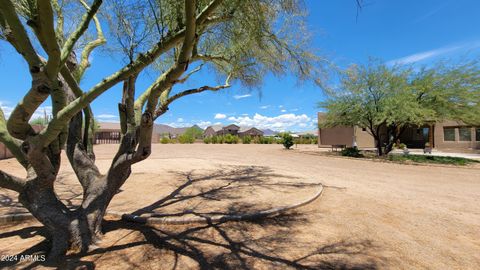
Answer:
[340,147,363,157]
[393,143,406,150]
[281,133,294,149]
[203,137,211,144]
[160,137,170,144]
[224,134,239,144]
[242,135,252,144]
[178,134,195,144]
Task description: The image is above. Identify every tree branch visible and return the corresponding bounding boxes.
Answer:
[38,0,222,148]
[0,108,28,168]
[37,0,62,78]
[0,0,42,69]
[51,0,64,44]
[76,0,106,80]
[61,0,103,68]
[0,170,25,193]
[154,74,231,119]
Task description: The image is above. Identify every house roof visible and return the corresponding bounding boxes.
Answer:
[98,122,121,130]
[224,124,240,130]
[207,125,224,132]
[238,126,263,133]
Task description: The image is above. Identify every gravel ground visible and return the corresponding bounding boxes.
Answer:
[0,144,479,269]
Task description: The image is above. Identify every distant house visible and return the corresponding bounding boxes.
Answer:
[204,124,264,137]
[95,122,203,144]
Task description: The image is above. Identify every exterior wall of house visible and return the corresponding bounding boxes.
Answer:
[223,125,239,135]
[317,111,479,150]
[434,121,479,150]
[354,127,376,148]
[318,126,375,148]
[318,126,353,147]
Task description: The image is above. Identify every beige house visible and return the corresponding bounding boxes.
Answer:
[203,124,264,137]
[318,112,480,151]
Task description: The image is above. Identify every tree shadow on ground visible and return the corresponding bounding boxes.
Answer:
[0,165,382,269]
[132,165,319,217]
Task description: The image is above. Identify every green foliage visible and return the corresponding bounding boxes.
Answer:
[211,135,218,144]
[393,142,407,150]
[203,137,211,144]
[160,137,170,144]
[388,154,479,166]
[340,147,363,157]
[178,134,195,144]
[320,60,480,155]
[295,135,317,144]
[183,126,203,139]
[281,133,294,149]
[223,134,239,144]
[241,135,252,144]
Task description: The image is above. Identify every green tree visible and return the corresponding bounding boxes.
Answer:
[320,60,480,155]
[281,132,294,149]
[183,126,203,139]
[0,0,324,260]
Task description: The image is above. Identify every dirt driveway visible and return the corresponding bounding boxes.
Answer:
[1,144,479,269]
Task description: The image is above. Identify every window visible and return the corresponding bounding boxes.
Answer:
[459,127,471,141]
[443,128,455,141]
[477,128,480,141]
[362,127,366,131]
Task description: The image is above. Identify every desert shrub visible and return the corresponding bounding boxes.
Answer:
[160,137,170,144]
[242,135,252,144]
[281,133,294,149]
[178,134,195,144]
[184,126,203,139]
[393,142,406,149]
[223,134,239,144]
[340,147,363,157]
[203,137,211,144]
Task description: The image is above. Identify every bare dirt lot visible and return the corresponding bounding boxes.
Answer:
[1,144,479,269]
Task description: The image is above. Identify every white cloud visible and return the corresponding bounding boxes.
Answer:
[177,118,184,122]
[280,109,287,113]
[196,121,212,129]
[214,113,226,119]
[387,41,480,65]
[233,94,252,100]
[227,113,313,131]
[164,122,192,128]
[260,105,270,109]
[0,103,53,122]
[97,114,117,119]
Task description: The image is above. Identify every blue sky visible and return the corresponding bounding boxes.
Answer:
[1,0,479,131]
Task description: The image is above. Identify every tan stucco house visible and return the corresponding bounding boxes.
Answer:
[317,112,480,151]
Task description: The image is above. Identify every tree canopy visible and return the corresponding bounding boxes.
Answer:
[320,60,480,155]
[0,0,325,260]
